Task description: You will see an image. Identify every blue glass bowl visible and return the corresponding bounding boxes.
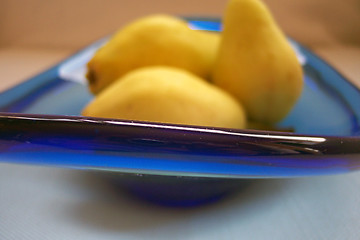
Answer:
[0,18,359,206]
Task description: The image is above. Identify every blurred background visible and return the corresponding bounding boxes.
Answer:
[0,0,359,87]
[1,0,360,48]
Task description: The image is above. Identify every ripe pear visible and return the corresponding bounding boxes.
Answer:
[82,66,246,129]
[87,15,220,94]
[212,0,303,124]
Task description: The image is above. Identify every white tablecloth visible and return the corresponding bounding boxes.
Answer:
[1,163,360,240]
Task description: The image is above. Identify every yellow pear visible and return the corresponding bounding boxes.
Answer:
[87,14,220,94]
[212,0,303,124]
[82,66,246,129]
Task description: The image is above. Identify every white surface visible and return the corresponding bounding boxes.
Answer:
[1,163,360,240]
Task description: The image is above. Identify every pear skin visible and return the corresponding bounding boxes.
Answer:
[212,0,303,124]
[87,15,220,94]
[82,66,246,129]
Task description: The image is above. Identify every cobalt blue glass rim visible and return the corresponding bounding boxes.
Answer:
[0,112,360,178]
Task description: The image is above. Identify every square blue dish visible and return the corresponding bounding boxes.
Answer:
[0,18,359,206]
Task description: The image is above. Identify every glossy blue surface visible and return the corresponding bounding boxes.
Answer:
[0,19,359,181]
[0,112,359,179]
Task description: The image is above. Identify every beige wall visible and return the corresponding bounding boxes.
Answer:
[0,0,359,49]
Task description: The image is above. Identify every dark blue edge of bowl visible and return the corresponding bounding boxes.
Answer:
[0,112,360,178]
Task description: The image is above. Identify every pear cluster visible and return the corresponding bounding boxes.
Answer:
[83,0,303,129]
